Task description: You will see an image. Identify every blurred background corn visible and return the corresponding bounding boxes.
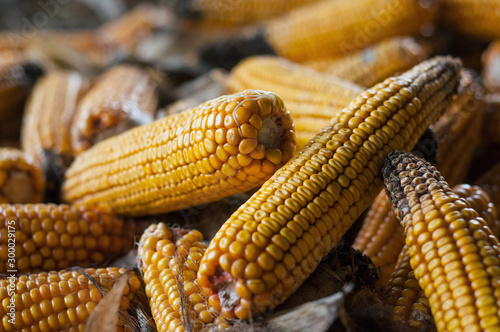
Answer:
[21,71,90,199]
[481,94,500,145]
[477,161,500,217]
[383,151,500,332]
[197,57,462,319]
[138,223,227,331]
[482,41,500,93]
[0,148,45,204]
[63,89,296,216]
[0,203,145,274]
[304,37,428,87]
[438,0,500,41]
[0,267,141,331]
[352,69,485,285]
[70,64,158,156]
[226,56,364,148]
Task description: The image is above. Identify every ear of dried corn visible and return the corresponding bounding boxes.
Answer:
[0,267,141,331]
[226,55,364,148]
[304,37,428,87]
[197,57,462,319]
[70,65,158,156]
[0,148,45,204]
[138,223,227,331]
[21,71,90,198]
[63,89,296,216]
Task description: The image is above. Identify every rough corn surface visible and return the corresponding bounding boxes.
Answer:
[383,151,500,332]
[227,56,363,148]
[305,36,427,87]
[0,267,140,331]
[197,57,462,319]
[71,64,158,156]
[0,149,45,204]
[265,0,436,62]
[138,223,227,332]
[63,90,296,216]
[0,204,142,274]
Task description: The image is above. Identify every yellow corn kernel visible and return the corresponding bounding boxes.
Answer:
[63,89,296,216]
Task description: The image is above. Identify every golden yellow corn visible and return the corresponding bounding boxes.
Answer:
[384,184,498,330]
[173,0,320,25]
[0,149,45,204]
[482,41,500,93]
[477,161,500,221]
[0,267,141,331]
[226,56,364,148]
[438,0,500,41]
[383,151,500,332]
[0,203,145,274]
[352,69,484,285]
[197,57,462,319]
[63,89,296,216]
[304,37,427,87]
[21,71,90,196]
[138,223,227,331]
[70,64,158,156]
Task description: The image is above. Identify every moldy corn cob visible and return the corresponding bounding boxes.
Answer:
[21,71,90,198]
[383,151,500,332]
[226,56,364,148]
[0,149,45,204]
[200,0,436,68]
[0,267,140,331]
[70,65,158,156]
[197,57,462,319]
[63,89,296,216]
[0,204,144,274]
[138,223,227,331]
[352,69,485,285]
[304,37,427,87]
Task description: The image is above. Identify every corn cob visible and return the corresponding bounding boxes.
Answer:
[352,70,485,285]
[70,65,158,156]
[21,71,90,198]
[63,89,296,216]
[383,151,500,332]
[0,149,45,204]
[482,41,500,93]
[172,0,320,25]
[0,203,145,274]
[226,56,364,148]
[197,57,462,319]
[438,0,500,41]
[0,267,140,331]
[138,223,227,331]
[304,37,428,87]
[477,161,500,220]
[384,184,498,331]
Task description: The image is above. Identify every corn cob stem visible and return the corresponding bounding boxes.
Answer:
[197,57,462,319]
[138,223,227,331]
[64,89,296,216]
[304,37,427,87]
[0,267,140,331]
[383,151,500,332]
[0,149,45,204]
[226,56,364,148]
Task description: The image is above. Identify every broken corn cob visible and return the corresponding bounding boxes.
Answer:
[383,151,500,332]
[70,65,158,156]
[197,57,462,319]
[138,223,227,331]
[384,184,498,330]
[173,0,320,25]
[226,56,364,148]
[304,37,427,87]
[438,0,500,41]
[0,203,144,274]
[63,89,296,216]
[0,267,140,331]
[21,71,90,197]
[353,69,484,286]
[0,149,45,204]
